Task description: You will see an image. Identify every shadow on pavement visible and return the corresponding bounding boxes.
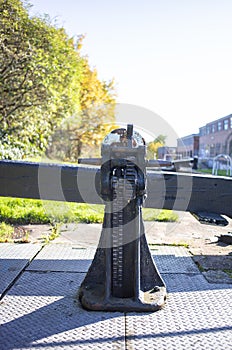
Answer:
[0,249,232,349]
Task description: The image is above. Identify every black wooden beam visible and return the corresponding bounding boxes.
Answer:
[146,171,232,218]
[0,160,232,218]
[0,160,101,204]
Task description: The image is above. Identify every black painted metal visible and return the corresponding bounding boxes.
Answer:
[191,212,229,226]
[78,157,173,168]
[79,125,167,311]
[78,217,167,311]
[218,233,232,244]
[1,160,232,218]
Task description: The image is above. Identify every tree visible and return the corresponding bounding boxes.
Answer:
[147,135,166,159]
[72,57,116,158]
[0,0,82,157]
[46,57,116,160]
[0,0,116,160]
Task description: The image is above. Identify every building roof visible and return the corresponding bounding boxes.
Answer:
[202,114,232,127]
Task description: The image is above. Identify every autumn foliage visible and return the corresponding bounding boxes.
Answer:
[0,0,116,160]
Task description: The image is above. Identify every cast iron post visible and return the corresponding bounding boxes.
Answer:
[79,124,167,311]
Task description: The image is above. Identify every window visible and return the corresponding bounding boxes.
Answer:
[210,144,215,157]
[218,121,222,131]
[216,143,221,155]
[206,126,211,134]
[230,117,232,128]
[224,119,229,130]
[200,127,206,136]
[212,124,216,133]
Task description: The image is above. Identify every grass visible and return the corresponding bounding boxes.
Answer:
[142,208,178,222]
[199,168,231,176]
[149,242,189,248]
[0,197,178,225]
[194,261,205,272]
[0,197,104,225]
[0,197,178,242]
[0,222,30,243]
[40,223,61,244]
[0,222,14,243]
[223,269,232,279]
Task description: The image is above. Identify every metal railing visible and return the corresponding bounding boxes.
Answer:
[212,154,232,176]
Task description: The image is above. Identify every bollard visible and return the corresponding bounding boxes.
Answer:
[79,124,167,311]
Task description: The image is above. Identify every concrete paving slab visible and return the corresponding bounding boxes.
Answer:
[0,243,42,297]
[202,270,232,284]
[192,254,232,271]
[54,223,101,247]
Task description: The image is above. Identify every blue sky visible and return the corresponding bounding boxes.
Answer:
[29,0,232,144]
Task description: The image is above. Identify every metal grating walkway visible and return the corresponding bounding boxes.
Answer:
[26,245,95,272]
[0,243,231,349]
[0,243,42,297]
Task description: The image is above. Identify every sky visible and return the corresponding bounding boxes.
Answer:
[29,0,232,145]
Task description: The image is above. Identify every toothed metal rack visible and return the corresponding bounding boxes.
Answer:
[79,124,167,311]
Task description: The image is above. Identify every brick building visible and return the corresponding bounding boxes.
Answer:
[177,114,232,158]
[199,114,232,157]
[176,134,199,158]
